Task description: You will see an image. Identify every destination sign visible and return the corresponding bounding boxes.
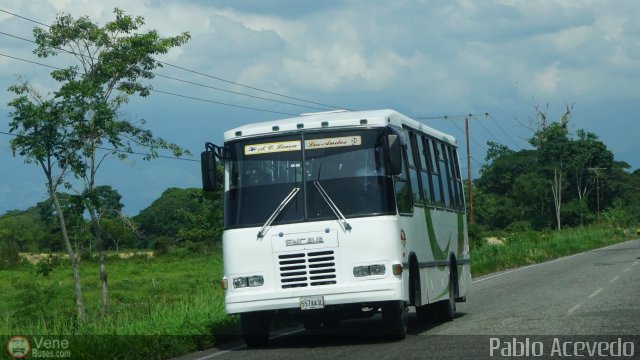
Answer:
[305,136,362,150]
[244,140,301,155]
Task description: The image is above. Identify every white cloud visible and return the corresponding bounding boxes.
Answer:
[534,63,560,95]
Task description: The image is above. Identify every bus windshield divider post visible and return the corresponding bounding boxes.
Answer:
[257,187,300,239]
[313,181,352,232]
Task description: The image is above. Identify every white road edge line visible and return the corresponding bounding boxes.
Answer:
[623,267,631,273]
[568,303,582,314]
[588,288,604,298]
[473,240,636,284]
[610,275,620,283]
[196,328,306,359]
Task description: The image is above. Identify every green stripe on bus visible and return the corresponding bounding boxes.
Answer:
[457,213,464,259]
[424,208,450,261]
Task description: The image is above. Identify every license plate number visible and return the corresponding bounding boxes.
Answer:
[300,296,324,310]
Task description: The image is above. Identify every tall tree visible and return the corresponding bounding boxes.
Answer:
[7,81,86,321]
[25,8,190,312]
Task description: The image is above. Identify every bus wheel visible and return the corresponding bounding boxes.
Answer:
[415,304,433,323]
[302,319,322,330]
[241,312,271,347]
[382,300,408,340]
[436,272,456,322]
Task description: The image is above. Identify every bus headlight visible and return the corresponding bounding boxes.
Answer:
[247,275,264,287]
[233,277,248,288]
[353,264,386,277]
[233,275,264,288]
[369,264,386,276]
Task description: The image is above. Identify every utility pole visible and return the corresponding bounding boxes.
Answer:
[414,113,489,225]
[588,167,606,222]
[465,116,474,224]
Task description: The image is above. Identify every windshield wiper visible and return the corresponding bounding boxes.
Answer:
[257,187,300,238]
[313,181,352,232]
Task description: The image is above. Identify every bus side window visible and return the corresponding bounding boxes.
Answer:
[427,138,444,206]
[447,146,461,210]
[394,131,413,215]
[417,135,433,205]
[439,143,454,209]
[451,147,465,210]
[406,131,423,205]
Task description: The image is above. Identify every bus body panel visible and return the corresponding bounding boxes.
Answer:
[223,216,406,314]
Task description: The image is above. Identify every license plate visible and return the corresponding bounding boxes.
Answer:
[300,296,324,310]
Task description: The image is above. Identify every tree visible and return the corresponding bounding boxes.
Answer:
[0,208,50,253]
[477,104,624,230]
[8,82,87,320]
[135,188,222,247]
[19,8,191,313]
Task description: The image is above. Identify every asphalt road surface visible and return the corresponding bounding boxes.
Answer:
[176,239,640,360]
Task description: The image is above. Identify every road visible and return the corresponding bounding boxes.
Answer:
[176,239,640,360]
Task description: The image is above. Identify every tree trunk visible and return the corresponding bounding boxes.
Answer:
[50,184,86,321]
[88,205,109,313]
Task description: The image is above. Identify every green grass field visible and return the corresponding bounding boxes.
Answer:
[0,225,634,359]
[0,248,237,359]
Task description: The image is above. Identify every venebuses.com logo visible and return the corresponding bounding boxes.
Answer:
[6,336,30,359]
[6,336,71,359]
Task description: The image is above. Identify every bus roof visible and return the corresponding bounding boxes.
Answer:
[223,109,457,146]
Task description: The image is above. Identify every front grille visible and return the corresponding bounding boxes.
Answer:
[278,250,337,289]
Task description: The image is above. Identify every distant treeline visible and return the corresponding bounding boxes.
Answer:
[0,186,223,264]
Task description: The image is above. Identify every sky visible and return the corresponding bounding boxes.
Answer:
[0,0,638,215]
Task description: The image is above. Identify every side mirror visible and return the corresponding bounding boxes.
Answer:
[201,150,217,192]
[387,134,402,176]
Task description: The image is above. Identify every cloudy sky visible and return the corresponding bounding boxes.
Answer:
[1,0,638,215]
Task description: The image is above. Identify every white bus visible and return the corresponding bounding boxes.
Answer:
[201,109,471,346]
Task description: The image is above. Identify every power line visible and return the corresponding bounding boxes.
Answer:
[0,9,49,27]
[0,52,299,116]
[475,117,502,144]
[0,8,349,111]
[488,113,525,150]
[151,89,297,116]
[0,130,199,163]
[0,52,61,70]
[153,74,328,111]
[447,118,488,152]
[157,61,347,111]
[0,30,329,112]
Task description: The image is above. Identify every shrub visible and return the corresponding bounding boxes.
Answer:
[467,222,485,250]
[152,236,175,256]
[506,220,533,233]
[0,241,21,270]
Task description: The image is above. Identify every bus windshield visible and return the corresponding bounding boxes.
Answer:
[224,129,396,229]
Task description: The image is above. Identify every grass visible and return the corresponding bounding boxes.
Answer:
[0,248,239,359]
[0,225,635,359]
[470,226,635,276]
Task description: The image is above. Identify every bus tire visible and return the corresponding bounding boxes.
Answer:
[436,270,456,322]
[302,319,322,330]
[241,312,271,347]
[415,304,433,323]
[382,300,408,340]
